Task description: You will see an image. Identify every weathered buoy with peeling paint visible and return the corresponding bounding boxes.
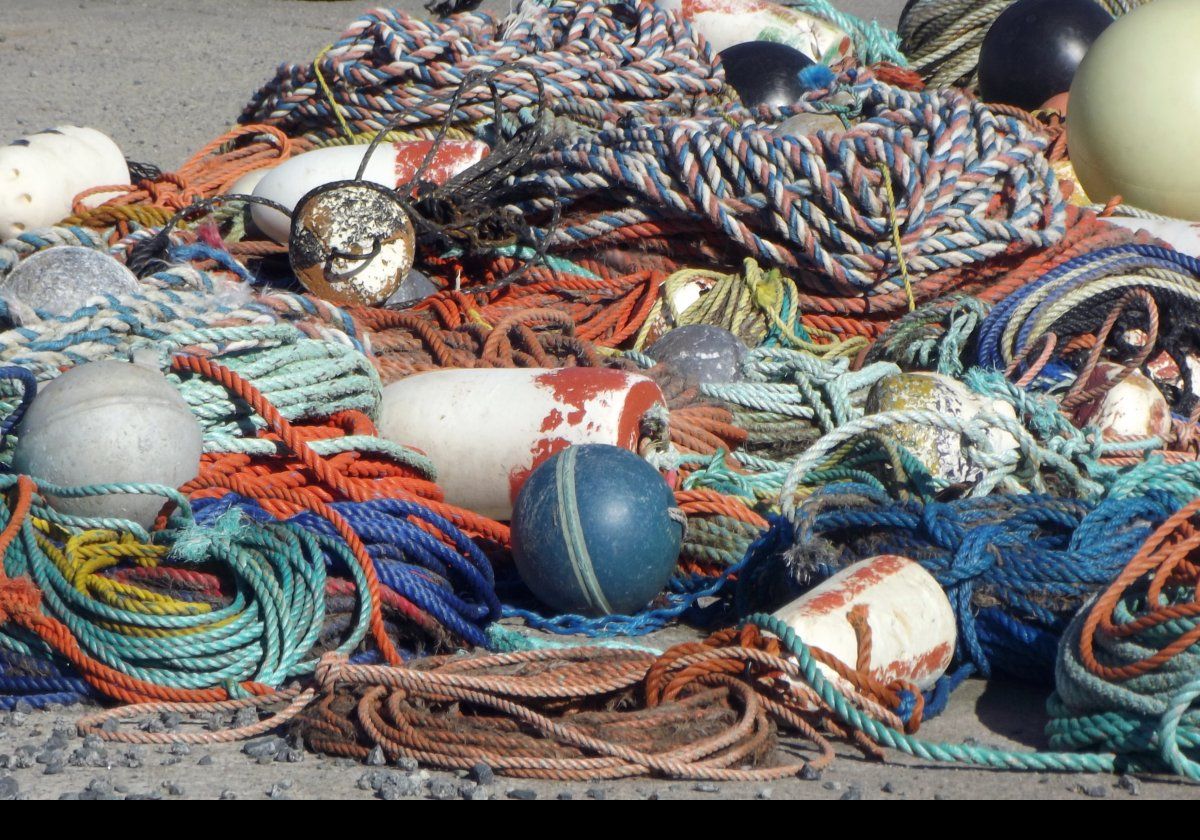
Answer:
[288,180,416,306]
[1100,216,1200,259]
[250,140,489,244]
[512,444,683,616]
[376,368,667,520]
[12,360,203,528]
[661,0,851,63]
[1072,363,1172,440]
[865,372,1018,484]
[0,126,130,239]
[0,245,139,316]
[771,555,956,690]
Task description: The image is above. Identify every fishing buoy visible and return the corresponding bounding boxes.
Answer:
[0,246,139,316]
[250,140,489,243]
[865,372,1018,485]
[377,367,666,520]
[0,126,130,239]
[773,90,858,137]
[1068,0,1200,219]
[717,42,813,109]
[382,267,440,309]
[289,180,416,306]
[978,0,1112,111]
[661,0,850,64]
[646,324,746,384]
[1071,363,1172,441]
[1100,215,1200,260]
[771,555,956,690]
[13,360,204,528]
[511,444,683,616]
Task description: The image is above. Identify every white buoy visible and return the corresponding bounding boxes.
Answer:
[1101,215,1200,260]
[1072,362,1172,440]
[13,360,204,528]
[1,246,139,316]
[377,367,667,520]
[0,126,130,239]
[251,140,489,243]
[771,555,956,690]
[865,372,1018,485]
[659,0,850,63]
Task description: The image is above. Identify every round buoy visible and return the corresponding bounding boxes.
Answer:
[13,360,204,528]
[1,246,139,316]
[1068,0,1200,219]
[978,0,1112,111]
[718,41,813,109]
[288,180,416,306]
[511,444,683,616]
[646,324,747,384]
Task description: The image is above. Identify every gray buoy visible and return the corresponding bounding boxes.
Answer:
[646,324,747,384]
[2,246,139,316]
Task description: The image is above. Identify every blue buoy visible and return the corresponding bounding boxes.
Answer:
[511,444,683,616]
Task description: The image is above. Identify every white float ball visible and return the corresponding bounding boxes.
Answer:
[13,360,204,528]
[1068,0,1200,219]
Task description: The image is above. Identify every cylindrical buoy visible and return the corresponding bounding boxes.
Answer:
[12,360,204,528]
[771,555,956,690]
[377,367,667,520]
[0,126,130,239]
[660,0,850,64]
[251,140,489,243]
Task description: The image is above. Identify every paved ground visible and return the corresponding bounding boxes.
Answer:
[0,0,1195,801]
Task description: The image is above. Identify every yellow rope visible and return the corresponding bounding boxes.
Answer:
[875,162,915,313]
[315,45,360,144]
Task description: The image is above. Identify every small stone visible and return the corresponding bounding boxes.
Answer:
[1118,775,1142,796]
[197,755,213,766]
[881,782,897,794]
[693,782,720,794]
[169,743,191,756]
[428,780,458,801]
[378,777,421,800]
[840,786,862,801]
[756,787,773,800]
[800,764,822,781]
[587,787,607,801]
[43,760,64,775]
[367,746,387,766]
[507,788,538,800]
[232,708,258,729]
[0,776,18,801]
[396,757,419,773]
[219,790,237,801]
[1079,784,1107,799]
[469,762,495,786]
[243,736,285,760]
[823,781,841,792]
[165,782,185,796]
[13,701,33,716]
[268,782,292,800]
[463,785,491,801]
[556,791,573,800]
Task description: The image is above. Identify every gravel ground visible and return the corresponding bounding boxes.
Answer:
[0,0,1196,801]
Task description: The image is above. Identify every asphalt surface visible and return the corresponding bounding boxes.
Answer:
[0,0,1195,800]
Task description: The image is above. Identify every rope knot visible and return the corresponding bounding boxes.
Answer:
[315,652,349,693]
[0,576,42,625]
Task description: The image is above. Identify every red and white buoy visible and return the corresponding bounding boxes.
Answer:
[250,140,490,243]
[771,555,956,691]
[376,367,667,520]
[1071,362,1172,440]
[660,0,851,63]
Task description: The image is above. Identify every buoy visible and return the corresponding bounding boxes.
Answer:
[13,360,204,528]
[382,267,440,309]
[1068,0,1200,219]
[1071,363,1172,441]
[288,180,416,306]
[978,0,1112,111]
[250,140,489,243]
[511,444,683,616]
[865,372,1018,485]
[646,324,746,384]
[0,246,139,316]
[0,126,130,239]
[1100,215,1200,260]
[660,0,850,64]
[376,367,667,520]
[718,41,813,109]
[770,555,956,690]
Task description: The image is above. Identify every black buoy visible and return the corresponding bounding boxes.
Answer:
[978,0,1113,111]
[717,41,814,109]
